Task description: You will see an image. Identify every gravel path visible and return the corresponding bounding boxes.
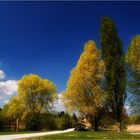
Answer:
[0,128,74,140]
[127,124,140,133]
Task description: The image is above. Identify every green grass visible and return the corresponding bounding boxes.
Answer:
[20,130,140,139]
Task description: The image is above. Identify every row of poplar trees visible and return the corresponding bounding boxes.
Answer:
[63,16,126,131]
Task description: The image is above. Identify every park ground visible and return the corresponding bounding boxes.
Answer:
[1,128,140,140]
[0,128,74,140]
[18,131,140,140]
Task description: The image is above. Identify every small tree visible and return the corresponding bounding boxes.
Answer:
[62,113,72,129]
[2,97,23,131]
[72,113,78,127]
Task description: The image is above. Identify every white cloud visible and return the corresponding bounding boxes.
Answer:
[0,69,18,107]
[54,93,66,112]
[0,70,5,79]
[3,99,9,104]
[0,80,18,96]
[54,93,79,116]
[125,104,132,115]
[0,80,18,107]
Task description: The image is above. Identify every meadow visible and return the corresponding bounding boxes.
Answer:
[20,130,140,140]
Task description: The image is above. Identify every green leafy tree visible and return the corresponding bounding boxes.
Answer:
[61,112,72,129]
[126,35,140,114]
[72,113,78,127]
[63,40,106,131]
[128,115,140,124]
[2,96,24,131]
[100,16,126,131]
[0,108,3,131]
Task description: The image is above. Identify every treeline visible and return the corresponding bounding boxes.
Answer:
[0,16,140,132]
[0,74,78,131]
[0,109,78,131]
[0,74,57,131]
[63,16,140,132]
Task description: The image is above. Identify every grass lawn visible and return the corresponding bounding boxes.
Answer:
[20,130,140,139]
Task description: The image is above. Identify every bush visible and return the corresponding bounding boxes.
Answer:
[128,115,140,124]
[74,123,87,131]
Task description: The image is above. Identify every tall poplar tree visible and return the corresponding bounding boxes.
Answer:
[100,17,126,131]
[63,40,106,130]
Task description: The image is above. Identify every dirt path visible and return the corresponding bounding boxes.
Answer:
[127,124,140,133]
[0,128,74,140]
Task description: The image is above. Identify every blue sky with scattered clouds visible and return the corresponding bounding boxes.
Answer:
[0,1,140,109]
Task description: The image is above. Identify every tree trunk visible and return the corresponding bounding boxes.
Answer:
[119,120,122,132]
[88,115,99,131]
[8,119,11,131]
[16,118,19,131]
[94,116,99,131]
[15,121,16,131]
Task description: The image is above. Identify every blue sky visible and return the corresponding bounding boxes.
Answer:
[0,1,140,107]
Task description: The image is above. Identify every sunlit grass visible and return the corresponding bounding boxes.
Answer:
[20,130,140,139]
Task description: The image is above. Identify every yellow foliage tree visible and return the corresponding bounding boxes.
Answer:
[4,74,57,130]
[126,35,140,73]
[126,35,140,114]
[63,40,106,130]
[2,96,24,131]
[18,74,57,115]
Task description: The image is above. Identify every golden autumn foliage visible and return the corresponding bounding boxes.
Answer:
[126,35,140,114]
[2,96,23,119]
[17,74,57,114]
[63,40,106,116]
[4,74,57,120]
[126,35,140,73]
